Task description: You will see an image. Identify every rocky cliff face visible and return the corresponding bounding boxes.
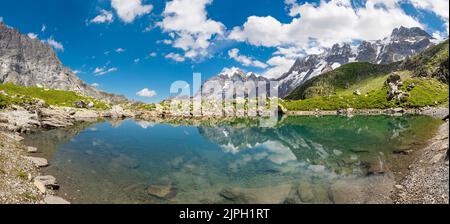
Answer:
[276,26,434,98]
[0,22,127,103]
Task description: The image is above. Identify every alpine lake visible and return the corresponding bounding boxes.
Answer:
[23,115,442,204]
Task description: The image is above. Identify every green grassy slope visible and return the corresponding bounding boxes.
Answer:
[283,75,448,111]
[0,83,109,109]
[285,62,399,100]
[405,40,449,83]
[283,40,449,111]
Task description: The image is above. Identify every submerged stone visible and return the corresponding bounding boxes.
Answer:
[34,175,59,193]
[297,182,314,203]
[147,185,177,199]
[44,196,70,204]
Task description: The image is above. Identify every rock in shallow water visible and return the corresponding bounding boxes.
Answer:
[329,175,394,204]
[219,185,292,204]
[44,195,70,204]
[25,156,48,167]
[147,185,177,199]
[219,188,255,204]
[297,182,314,203]
[34,175,59,193]
[27,146,38,153]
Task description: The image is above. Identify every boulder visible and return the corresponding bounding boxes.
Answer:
[398,92,409,102]
[64,108,76,116]
[34,175,59,193]
[44,195,70,204]
[35,99,47,108]
[385,74,410,102]
[87,102,95,109]
[72,110,99,121]
[0,109,40,132]
[25,156,48,167]
[38,107,74,129]
[27,146,38,153]
[385,73,401,85]
[353,89,361,96]
[74,100,87,108]
[110,105,126,118]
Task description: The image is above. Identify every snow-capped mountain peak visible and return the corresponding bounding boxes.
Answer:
[195,26,436,100]
[219,67,244,78]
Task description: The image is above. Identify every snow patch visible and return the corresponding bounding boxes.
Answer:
[331,62,341,69]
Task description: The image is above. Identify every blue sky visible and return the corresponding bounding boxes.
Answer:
[0,0,448,103]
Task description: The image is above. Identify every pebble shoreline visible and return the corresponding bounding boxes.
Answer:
[0,131,69,204]
[392,119,449,204]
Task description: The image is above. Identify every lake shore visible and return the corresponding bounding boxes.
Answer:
[284,107,449,119]
[392,119,449,204]
[0,131,69,204]
[0,131,41,203]
[0,104,448,204]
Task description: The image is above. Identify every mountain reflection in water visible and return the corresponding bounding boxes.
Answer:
[24,115,441,204]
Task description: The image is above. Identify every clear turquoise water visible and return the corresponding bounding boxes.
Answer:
[24,115,441,204]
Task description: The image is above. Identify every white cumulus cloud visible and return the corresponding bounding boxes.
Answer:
[111,0,153,23]
[115,48,126,53]
[136,88,157,97]
[405,0,449,33]
[229,0,422,49]
[45,37,64,51]
[158,0,225,60]
[90,9,114,24]
[228,48,268,69]
[73,70,83,75]
[165,52,185,62]
[94,66,118,76]
[27,33,38,39]
[406,0,448,20]
[263,56,296,79]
